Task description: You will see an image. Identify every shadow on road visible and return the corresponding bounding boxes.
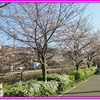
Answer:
[95,72,100,75]
[64,90,100,95]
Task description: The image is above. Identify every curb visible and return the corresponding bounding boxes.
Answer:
[58,75,94,96]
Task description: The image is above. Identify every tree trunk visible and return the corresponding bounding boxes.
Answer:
[20,66,28,82]
[87,62,90,68]
[92,61,96,66]
[41,56,47,82]
[0,64,2,73]
[76,64,79,71]
[97,62,100,68]
[41,63,47,82]
[20,72,24,82]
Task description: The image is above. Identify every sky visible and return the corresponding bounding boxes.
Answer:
[85,3,100,31]
[0,3,100,46]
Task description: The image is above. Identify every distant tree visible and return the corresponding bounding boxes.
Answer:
[55,14,98,70]
[83,33,100,68]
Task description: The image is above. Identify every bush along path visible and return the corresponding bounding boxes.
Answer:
[3,67,98,97]
[60,69,100,96]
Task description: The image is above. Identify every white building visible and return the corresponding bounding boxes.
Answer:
[32,62,41,69]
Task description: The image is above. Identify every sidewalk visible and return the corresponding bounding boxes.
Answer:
[60,72,100,96]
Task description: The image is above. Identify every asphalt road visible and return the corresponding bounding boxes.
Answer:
[61,72,100,96]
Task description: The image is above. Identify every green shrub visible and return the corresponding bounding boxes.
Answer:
[4,80,59,96]
[84,67,99,78]
[73,70,85,81]
[95,68,99,73]
[27,80,41,96]
[47,73,70,91]
[3,84,13,96]
[68,75,75,87]
[4,73,70,96]
[4,67,98,97]
[38,81,58,96]
[28,80,59,96]
[38,73,70,91]
[84,68,93,78]
[4,82,30,96]
[73,67,98,82]
[90,67,99,74]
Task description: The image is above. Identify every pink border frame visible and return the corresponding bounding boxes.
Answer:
[1,97,100,99]
[0,0,99,2]
[0,97,100,99]
[0,1,100,100]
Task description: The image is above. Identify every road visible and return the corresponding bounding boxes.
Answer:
[61,72,100,96]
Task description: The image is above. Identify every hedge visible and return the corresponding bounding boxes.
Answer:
[4,74,70,96]
[73,67,98,81]
[3,67,98,96]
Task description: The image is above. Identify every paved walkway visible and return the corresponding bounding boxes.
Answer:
[61,72,100,96]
